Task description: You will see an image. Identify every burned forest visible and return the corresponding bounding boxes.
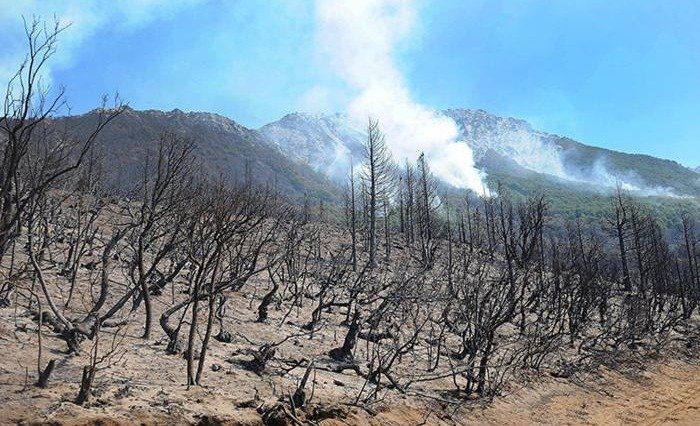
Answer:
[1,17,699,426]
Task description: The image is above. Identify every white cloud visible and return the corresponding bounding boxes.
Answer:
[314,0,488,193]
[0,0,202,84]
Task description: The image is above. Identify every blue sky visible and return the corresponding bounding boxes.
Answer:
[1,0,698,167]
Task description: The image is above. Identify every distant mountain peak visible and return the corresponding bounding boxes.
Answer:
[278,111,334,122]
[443,108,536,134]
[259,108,700,199]
[259,111,363,181]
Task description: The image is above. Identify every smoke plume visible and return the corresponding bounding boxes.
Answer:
[469,120,684,198]
[314,0,488,193]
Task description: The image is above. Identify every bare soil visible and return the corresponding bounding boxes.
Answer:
[1,296,698,426]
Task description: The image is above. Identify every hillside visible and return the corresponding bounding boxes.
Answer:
[50,107,698,223]
[52,107,340,201]
[443,109,700,197]
[259,112,365,182]
[260,108,699,222]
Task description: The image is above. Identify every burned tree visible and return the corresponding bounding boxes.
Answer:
[361,118,394,267]
[0,18,123,264]
[122,133,195,339]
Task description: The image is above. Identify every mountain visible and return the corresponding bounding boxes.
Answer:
[54,108,339,201]
[261,109,699,198]
[259,112,365,182]
[259,108,699,223]
[443,109,700,197]
[49,107,697,224]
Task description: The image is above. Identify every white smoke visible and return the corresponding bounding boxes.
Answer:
[467,119,685,198]
[314,0,488,193]
[585,157,686,198]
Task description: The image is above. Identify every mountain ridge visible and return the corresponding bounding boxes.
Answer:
[51,107,341,201]
[260,108,699,199]
[49,106,698,225]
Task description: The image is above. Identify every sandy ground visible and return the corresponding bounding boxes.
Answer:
[468,359,700,425]
[316,359,699,426]
[1,313,698,426]
[1,245,698,425]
